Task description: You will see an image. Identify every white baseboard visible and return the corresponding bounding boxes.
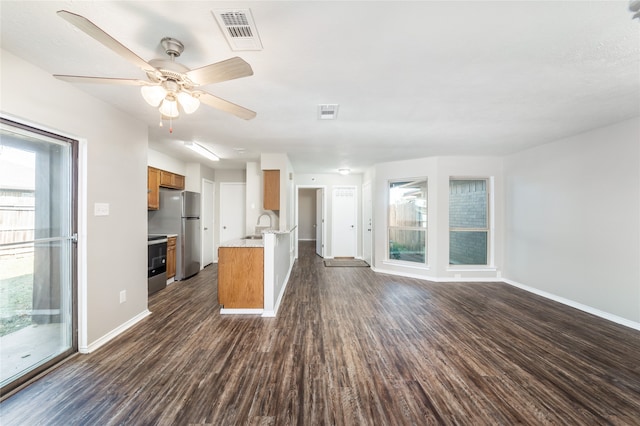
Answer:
[79,309,151,353]
[503,279,640,331]
[371,265,498,283]
[220,308,263,315]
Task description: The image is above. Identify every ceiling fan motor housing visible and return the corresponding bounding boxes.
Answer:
[161,37,184,58]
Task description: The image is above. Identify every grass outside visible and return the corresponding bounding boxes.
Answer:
[0,255,34,337]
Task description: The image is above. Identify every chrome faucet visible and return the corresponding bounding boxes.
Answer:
[256,213,272,228]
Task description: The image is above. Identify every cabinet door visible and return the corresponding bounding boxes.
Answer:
[148,167,160,210]
[159,170,186,190]
[173,174,185,190]
[263,170,280,211]
[167,236,177,279]
[218,247,264,308]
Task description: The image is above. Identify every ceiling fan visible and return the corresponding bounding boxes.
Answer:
[53,10,256,131]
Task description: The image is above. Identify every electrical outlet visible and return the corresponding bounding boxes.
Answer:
[119,290,126,303]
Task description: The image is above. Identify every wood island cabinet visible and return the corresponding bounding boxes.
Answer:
[147,167,160,210]
[263,170,280,211]
[166,236,177,279]
[218,247,264,309]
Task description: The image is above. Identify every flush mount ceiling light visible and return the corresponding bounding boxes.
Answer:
[338,168,350,175]
[184,141,220,162]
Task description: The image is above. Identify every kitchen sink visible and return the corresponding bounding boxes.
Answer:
[243,235,263,240]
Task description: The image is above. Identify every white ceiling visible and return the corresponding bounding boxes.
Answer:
[1,1,638,173]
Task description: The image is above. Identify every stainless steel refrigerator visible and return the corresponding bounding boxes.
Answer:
[148,189,201,281]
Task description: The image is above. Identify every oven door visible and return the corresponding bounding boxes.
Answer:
[148,239,167,295]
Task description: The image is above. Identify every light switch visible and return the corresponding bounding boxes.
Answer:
[94,203,110,216]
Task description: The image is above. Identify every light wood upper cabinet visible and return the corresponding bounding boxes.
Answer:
[263,170,280,211]
[160,170,185,190]
[166,236,177,279]
[148,167,186,210]
[147,167,160,211]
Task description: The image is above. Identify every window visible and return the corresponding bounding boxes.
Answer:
[449,179,489,265]
[388,179,427,264]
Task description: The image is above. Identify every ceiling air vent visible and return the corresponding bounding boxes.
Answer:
[318,104,339,120]
[212,9,263,51]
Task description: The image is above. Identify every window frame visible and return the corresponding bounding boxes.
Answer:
[448,177,491,267]
[386,177,428,266]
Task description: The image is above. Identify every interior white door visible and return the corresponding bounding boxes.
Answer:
[315,188,324,257]
[220,183,246,244]
[332,186,357,258]
[362,181,372,265]
[201,179,214,268]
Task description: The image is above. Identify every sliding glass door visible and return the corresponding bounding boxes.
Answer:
[0,118,77,396]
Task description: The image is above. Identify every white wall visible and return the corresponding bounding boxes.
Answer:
[372,156,504,281]
[504,118,640,323]
[1,49,149,348]
[148,149,186,176]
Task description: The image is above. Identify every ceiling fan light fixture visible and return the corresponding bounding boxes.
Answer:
[184,141,220,161]
[177,91,201,114]
[141,85,167,107]
[159,97,179,118]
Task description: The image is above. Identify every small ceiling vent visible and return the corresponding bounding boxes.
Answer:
[212,9,263,51]
[318,104,339,120]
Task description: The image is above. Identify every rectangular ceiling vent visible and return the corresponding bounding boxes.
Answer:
[318,104,339,120]
[212,9,263,51]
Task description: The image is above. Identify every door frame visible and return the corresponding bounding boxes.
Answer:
[201,178,215,269]
[294,185,327,259]
[0,116,80,396]
[362,181,373,266]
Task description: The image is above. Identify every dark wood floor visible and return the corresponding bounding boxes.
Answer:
[2,241,640,425]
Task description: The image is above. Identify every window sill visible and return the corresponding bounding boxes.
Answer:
[447,266,496,273]
[382,260,430,271]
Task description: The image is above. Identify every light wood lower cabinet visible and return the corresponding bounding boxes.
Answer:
[167,236,177,279]
[218,247,264,309]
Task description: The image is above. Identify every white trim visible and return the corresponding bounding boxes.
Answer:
[79,309,151,353]
[447,267,497,273]
[77,138,88,353]
[381,260,430,271]
[503,279,640,331]
[372,265,497,282]
[220,308,263,315]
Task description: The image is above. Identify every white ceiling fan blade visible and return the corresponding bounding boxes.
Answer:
[54,75,149,85]
[57,10,154,72]
[186,57,253,86]
[198,91,256,120]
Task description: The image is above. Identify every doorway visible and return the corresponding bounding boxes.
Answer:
[295,186,325,259]
[0,118,78,396]
[201,179,214,268]
[219,183,246,245]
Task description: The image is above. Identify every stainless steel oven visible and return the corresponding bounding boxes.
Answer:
[148,235,167,295]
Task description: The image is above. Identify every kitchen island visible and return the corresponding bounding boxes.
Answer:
[218,230,295,317]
